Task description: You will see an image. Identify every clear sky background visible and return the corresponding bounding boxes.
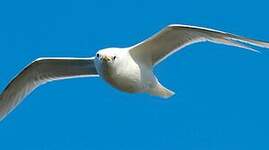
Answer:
[0,0,269,149]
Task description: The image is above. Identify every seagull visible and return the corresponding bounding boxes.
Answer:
[1,24,269,121]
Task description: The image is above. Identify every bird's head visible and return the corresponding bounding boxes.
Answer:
[95,48,120,64]
[94,47,126,76]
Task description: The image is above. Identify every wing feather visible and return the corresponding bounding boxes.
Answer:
[129,24,269,66]
[0,57,98,121]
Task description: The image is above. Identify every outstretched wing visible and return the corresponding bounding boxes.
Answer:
[0,57,98,121]
[129,24,269,66]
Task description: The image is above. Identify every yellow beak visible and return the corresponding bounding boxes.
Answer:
[102,55,112,62]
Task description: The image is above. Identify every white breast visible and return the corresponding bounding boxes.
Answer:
[95,51,156,93]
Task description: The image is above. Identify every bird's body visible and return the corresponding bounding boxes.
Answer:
[1,24,269,121]
[94,48,159,94]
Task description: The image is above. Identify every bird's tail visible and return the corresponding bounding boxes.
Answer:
[148,82,175,99]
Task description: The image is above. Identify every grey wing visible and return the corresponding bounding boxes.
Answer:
[129,24,269,66]
[0,57,98,121]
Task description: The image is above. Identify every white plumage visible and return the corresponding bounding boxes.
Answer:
[1,24,269,121]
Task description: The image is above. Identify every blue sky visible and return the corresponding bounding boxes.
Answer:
[0,0,269,149]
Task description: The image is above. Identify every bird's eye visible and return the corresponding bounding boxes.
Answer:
[96,53,100,58]
[113,56,116,60]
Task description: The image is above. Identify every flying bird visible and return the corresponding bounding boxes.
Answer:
[1,24,269,121]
